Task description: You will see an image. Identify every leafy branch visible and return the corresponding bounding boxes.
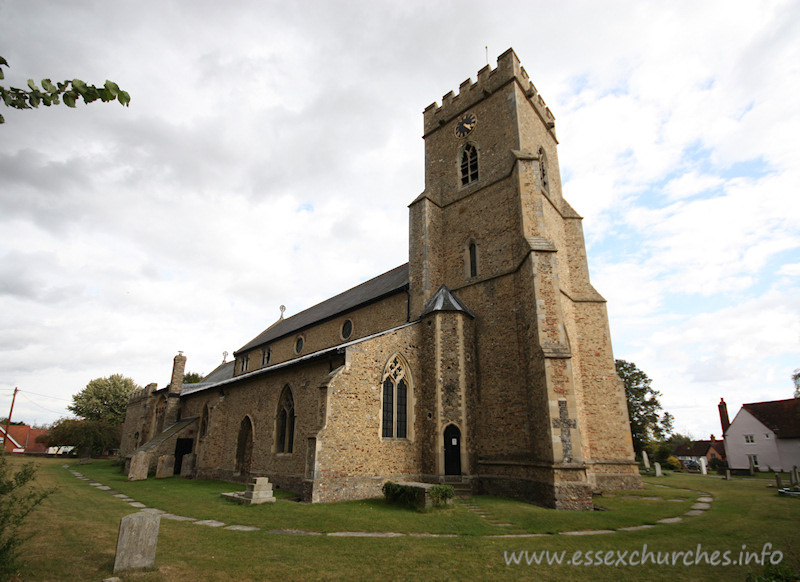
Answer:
[0,56,130,124]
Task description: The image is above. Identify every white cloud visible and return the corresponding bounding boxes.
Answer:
[1,0,799,444]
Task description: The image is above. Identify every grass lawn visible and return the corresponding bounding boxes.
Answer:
[7,456,800,581]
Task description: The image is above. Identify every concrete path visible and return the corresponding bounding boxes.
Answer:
[64,466,714,538]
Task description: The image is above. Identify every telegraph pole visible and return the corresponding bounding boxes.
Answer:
[2,387,18,448]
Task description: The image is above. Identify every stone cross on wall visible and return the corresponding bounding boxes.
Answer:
[552,400,577,463]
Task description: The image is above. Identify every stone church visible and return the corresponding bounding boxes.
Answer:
[119,48,641,509]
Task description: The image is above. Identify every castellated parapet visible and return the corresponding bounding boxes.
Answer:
[423,48,556,139]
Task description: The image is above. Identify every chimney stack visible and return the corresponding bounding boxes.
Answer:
[718,398,730,435]
[170,352,187,395]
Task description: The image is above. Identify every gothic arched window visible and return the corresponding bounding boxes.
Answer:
[276,386,295,453]
[382,354,410,439]
[460,144,479,186]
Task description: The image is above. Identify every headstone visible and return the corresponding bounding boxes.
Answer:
[113,512,160,573]
[792,466,799,486]
[128,452,150,481]
[725,469,731,480]
[775,473,783,490]
[642,451,650,470]
[180,453,196,479]
[699,457,707,475]
[654,462,662,477]
[155,455,175,479]
[748,456,756,476]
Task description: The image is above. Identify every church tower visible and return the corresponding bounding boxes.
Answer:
[409,49,640,509]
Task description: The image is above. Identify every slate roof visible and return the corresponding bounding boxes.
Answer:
[420,285,475,318]
[743,398,800,439]
[673,439,725,459]
[179,360,236,396]
[235,264,409,355]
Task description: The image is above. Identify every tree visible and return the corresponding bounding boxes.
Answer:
[0,56,129,124]
[0,453,52,580]
[68,374,140,426]
[616,359,665,453]
[183,372,204,384]
[39,418,120,456]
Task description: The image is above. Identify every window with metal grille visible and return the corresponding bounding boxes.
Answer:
[461,144,478,186]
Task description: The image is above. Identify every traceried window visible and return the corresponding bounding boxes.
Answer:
[460,144,478,186]
[382,355,410,439]
[276,386,295,454]
[538,147,549,192]
[241,354,250,373]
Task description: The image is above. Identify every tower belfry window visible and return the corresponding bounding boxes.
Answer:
[461,144,479,186]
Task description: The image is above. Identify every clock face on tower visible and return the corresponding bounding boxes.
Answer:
[454,112,478,138]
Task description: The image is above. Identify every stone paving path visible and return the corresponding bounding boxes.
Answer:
[64,465,715,538]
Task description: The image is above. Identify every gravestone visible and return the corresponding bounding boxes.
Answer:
[128,452,150,481]
[180,453,196,479]
[775,473,783,490]
[642,451,651,470]
[221,477,276,505]
[792,466,799,486]
[155,455,175,479]
[113,512,160,573]
[748,456,756,476]
[725,469,731,480]
[699,457,707,475]
[654,462,662,477]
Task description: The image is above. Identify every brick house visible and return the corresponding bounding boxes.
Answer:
[120,49,641,509]
[673,436,726,467]
[1,424,48,454]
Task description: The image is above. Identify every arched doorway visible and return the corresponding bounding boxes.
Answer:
[235,416,253,477]
[444,424,461,476]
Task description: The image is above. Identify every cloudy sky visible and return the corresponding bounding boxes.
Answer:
[1,1,798,441]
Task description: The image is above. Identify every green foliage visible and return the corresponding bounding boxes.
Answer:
[428,484,455,506]
[41,418,121,456]
[616,359,672,453]
[0,453,52,581]
[382,481,454,511]
[184,372,205,384]
[68,374,139,425]
[665,455,681,471]
[382,481,425,510]
[0,55,129,124]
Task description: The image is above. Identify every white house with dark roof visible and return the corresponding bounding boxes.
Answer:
[721,396,800,472]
